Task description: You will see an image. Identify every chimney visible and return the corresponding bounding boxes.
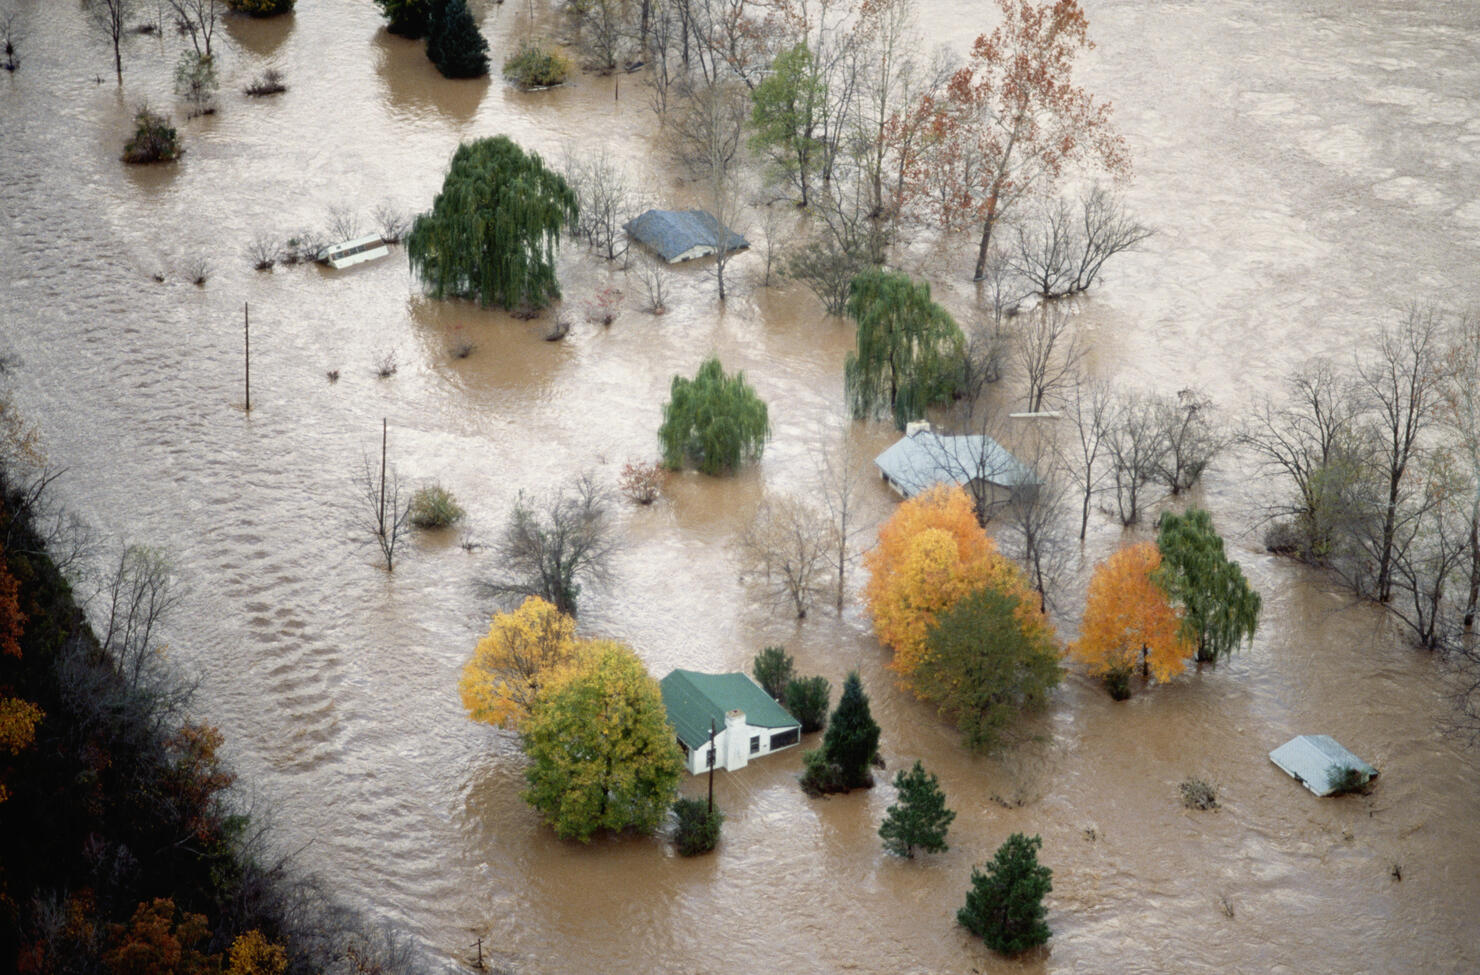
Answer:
[725,709,748,770]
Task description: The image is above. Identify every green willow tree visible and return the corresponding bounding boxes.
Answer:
[1154,507,1261,663]
[844,270,965,429]
[427,0,489,79]
[749,42,825,207]
[406,136,577,311]
[658,358,770,475]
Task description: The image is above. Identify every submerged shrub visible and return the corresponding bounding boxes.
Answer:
[410,483,465,529]
[225,0,295,16]
[502,41,570,89]
[672,797,723,856]
[1179,777,1218,810]
[122,106,182,164]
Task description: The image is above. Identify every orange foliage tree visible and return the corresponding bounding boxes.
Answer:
[894,0,1130,280]
[1068,542,1193,696]
[865,485,1052,687]
[0,552,39,804]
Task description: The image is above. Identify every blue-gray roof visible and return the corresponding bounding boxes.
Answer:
[623,209,749,262]
[660,670,798,750]
[874,430,1037,497]
[1269,735,1378,796]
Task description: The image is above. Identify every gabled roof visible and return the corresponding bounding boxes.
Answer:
[1269,735,1378,796]
[660,670,799,750]
[623,209,749,262]
[874,430,1037,498]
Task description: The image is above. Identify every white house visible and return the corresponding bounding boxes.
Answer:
[874,422,1038,514]
[623,209,750,264]
[659,669,802,775]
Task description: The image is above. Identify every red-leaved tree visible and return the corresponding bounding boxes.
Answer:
[895,0,1130,279]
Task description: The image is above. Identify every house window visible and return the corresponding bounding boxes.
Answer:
[750,735,760,754]
[770,728,799,750]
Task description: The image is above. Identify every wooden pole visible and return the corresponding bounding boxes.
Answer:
[706,720,716,813]
[243,302,251,411]
[378,418,388,539]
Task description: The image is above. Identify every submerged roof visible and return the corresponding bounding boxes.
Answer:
[874,430,1037,498]
[660,670,799,749]
[1269,735,1378,796]
[623,209,749,262]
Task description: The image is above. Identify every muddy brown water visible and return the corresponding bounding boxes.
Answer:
[3,0,1479,971]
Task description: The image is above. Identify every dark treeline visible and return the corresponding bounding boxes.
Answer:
[0,468,423,973]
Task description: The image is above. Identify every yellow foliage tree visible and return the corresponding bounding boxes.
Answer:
[459,596,581,731]
[865,485,1051,686]
[226,930,288,975]
[1069,542,1193,692]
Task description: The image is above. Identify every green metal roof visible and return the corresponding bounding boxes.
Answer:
[659,670,800,749]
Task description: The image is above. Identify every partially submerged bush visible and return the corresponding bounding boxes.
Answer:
[1179,777,1218,810]
[784,675,830,734]
[243,68,287,96]
[121,106,182,164]
[1326,764,1370,796]
[672,797,723,856]
[410,483,465,528]
[619,459,664,505]
[226,0,295,16]
[798,748,849,796]
[502,41,570,89]
[1103,666,1131,701]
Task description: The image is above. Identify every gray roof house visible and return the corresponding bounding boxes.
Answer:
[623,209,750,264]
[874,423,1037,502]
[660,670,801,775]
[1269,734,1378,796]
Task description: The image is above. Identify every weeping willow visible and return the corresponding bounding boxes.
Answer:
[406,136,578,311]
[659,358,770,476]
[844,269,966,430]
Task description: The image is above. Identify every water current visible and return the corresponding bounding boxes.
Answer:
[1,0,1478,971]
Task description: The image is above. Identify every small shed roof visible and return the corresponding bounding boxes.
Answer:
[1269,734,1378,796]
[623,209,749,263]
[874,429,1037,498]
[660,670,799,750]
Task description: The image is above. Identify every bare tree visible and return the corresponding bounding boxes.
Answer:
[1054,370,1111,540]
[97,544,181,692]
[1242,359,1364,561]
[1387,458,1471,651]
[632,256,670,313]
[373,201,409,244]
[1152,388,1225,495]
[2,7,22,72]
[166,0,217,58]
[564,147,642,263]
[1011,302,1084,414]
[563,0,636,73]
[814,434,875,613]
[996,443,1071,613]
[1009,187,1152,298]
[356,449,412,572]
[325,205,363,243]
[1440,312,1480,628]
[1356,305,1448,602]
[666,80,750,299]
[487,473,616,617]
[89,0,135,84]
[1104,391,1166,526]
[740,495,833,619]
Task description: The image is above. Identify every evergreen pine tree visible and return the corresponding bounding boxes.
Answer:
[822,671,880,789]
[751,645,794,700]
[374,0,434,39]
[427,0,489,79]
[958,833,1053,954]
[878,760,955,858]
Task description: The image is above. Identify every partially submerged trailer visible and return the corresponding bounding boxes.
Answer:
[1269,734,1378,796]
[319,234,389,270]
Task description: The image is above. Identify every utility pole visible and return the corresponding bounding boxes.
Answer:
[706,720,716,813]
[243,302,251,411]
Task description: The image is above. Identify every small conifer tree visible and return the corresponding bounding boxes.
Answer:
[427,0,489,79]
[878,760,955,858]
[783,675,829,733]
[752,645,794,700]
[800,670,880,794]
[958,833,1052,954]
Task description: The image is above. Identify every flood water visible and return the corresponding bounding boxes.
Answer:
[3,0,1479,971]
